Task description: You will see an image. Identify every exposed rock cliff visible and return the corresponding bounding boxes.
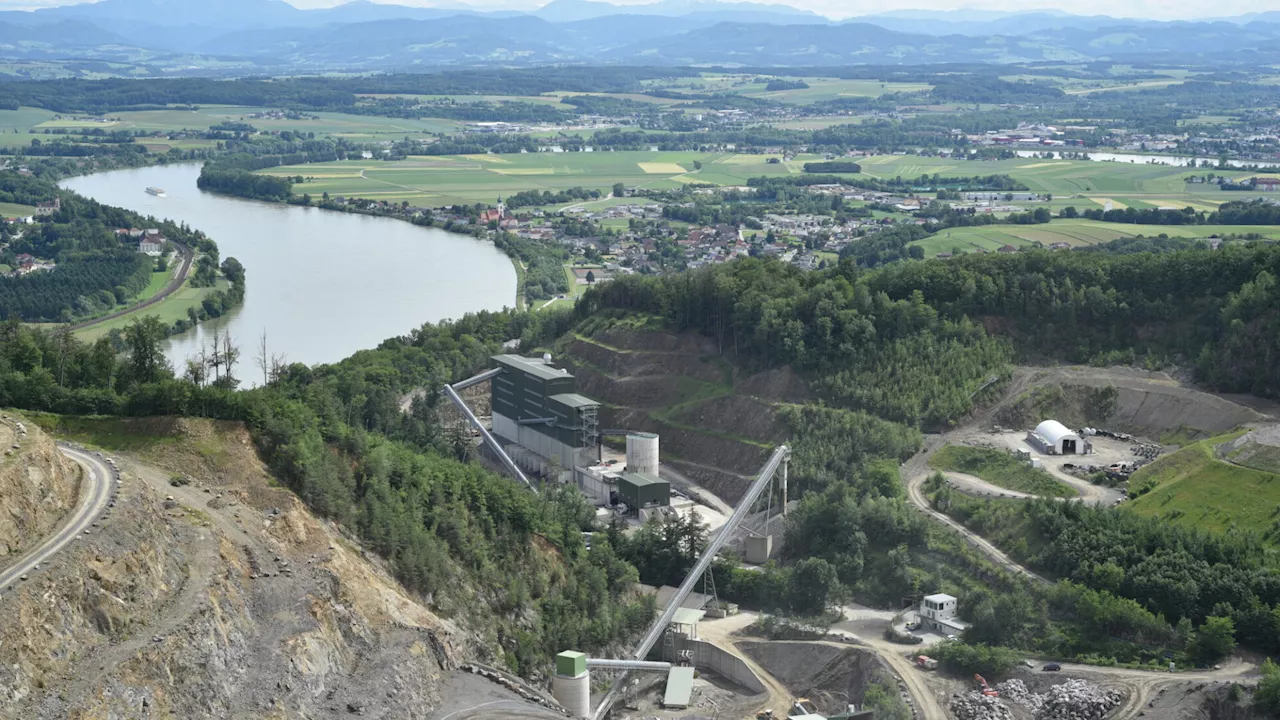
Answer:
[0,417,546,719]
[0,413,78,559]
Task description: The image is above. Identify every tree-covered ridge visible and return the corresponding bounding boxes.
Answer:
[577,259,1013,428]
[864,244,1280,397]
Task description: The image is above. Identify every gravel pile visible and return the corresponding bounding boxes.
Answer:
[993,678,1123,720]
[950,692,1014,720]
[1035,679,1122,720]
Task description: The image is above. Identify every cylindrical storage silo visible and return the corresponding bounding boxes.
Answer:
[626,432,659,475]
[552,652,590,718]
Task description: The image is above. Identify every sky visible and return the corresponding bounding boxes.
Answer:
[2,0,1277,21]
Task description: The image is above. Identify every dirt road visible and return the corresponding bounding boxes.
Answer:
[697,612,795,719]
[0,444,115,592]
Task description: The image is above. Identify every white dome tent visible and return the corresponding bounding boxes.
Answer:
[1028,419,1084,455]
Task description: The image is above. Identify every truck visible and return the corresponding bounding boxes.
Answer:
[914,655,938,670]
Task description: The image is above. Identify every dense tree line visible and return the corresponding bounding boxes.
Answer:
[504,187,601,210]
[196,166,293,202]
[492,232,570,301]
[802,161,861,173]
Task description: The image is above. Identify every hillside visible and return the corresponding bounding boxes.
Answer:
[0,413,78,560]
[1126,431,1280,540]
[557,316,804,502]
[0,416,557,719]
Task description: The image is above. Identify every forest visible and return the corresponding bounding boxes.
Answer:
[0,249,151,321]
[196,165,293,202]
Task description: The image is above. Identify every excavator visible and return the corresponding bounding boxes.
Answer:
[974,674,999,698]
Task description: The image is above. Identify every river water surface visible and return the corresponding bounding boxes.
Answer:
[62,164,517,380]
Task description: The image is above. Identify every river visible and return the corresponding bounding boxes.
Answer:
[1014,149,1280,169]
[61,164,517,382]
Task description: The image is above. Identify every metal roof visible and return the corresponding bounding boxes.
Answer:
[1034,419,1079,445]
[924,593,956,603]
[671,608,706,626]
[492,354,572,382]
[621,472,665,488]
[549,392,599,409]
[662,667,695,708]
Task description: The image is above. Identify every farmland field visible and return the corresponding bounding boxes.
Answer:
[911,219,1280,257]
[264,151,1268,211]
[259,151,807,206]
[29,105,462,141]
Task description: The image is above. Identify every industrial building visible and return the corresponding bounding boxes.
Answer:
[618,472,670,515]
[1026,419,1087,455]
[487,354,672,514]
[491,354,599,484]
[920,593,968,635]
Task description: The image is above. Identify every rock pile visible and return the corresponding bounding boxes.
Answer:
[950,692,1013,720]
[993,678,1123,720]
[1035,679,1122,719]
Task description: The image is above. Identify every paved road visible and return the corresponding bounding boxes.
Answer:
[0,444,114,592]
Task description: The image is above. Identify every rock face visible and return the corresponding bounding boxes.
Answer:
[0,415,78,559]
[0,419,506,719]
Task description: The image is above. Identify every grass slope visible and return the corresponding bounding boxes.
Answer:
[911,219,1280,257]
[930,445,1076,498]
[1126,431,1280,540]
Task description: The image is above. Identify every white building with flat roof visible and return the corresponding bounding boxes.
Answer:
[920,593,968,635]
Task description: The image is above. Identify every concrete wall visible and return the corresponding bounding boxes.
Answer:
[669,633,766,694]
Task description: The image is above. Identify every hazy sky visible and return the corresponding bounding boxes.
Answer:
[3,0,1277,21]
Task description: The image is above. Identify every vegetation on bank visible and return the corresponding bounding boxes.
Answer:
[930,445,1076,498]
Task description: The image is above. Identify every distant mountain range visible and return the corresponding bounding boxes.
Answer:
[4,0,1280,70]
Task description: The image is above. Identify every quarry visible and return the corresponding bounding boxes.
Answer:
[2,324,1277,720]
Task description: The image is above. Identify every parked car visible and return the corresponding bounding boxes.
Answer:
[1043,663,1061,672]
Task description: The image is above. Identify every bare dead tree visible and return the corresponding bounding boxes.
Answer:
[207,329,223,382]
[222,332,241,385]
[256,330,270,386]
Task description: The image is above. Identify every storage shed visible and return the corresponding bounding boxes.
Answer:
[618,472,669,509]
[1028,420,1083,455]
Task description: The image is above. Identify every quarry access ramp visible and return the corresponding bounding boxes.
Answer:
[0,444,115,593]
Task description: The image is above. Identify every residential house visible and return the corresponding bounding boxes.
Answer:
[34,197,60,217]
[997,244,1020,254]
[1048,241,1071,250]
[1254,177,1280,192]
[139,237,166,256]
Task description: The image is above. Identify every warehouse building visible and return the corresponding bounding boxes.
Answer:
[618,472,670,516]
[490,354,599,484]
[1026,419,1086,455]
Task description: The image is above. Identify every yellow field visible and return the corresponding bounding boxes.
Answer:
[1090,197,1128,210]
[637,162,688,174]
[463,154,510,163]
[1020,161,1071,169]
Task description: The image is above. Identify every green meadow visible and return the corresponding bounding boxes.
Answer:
[260,151,809,206]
